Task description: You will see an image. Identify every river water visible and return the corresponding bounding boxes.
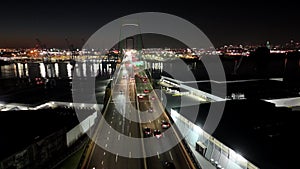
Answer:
[0,62,117,79]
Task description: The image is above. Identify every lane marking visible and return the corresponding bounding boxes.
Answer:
[103,152,106,155]
[107,137,109,140]
[157,152,160,159]
[110,121,113,124]
[115,153,118,163]
[108,131,110,135]
[105,144,108,148]
[129,152,132,158]
[129,132,131,137]
[101,160,104,165]
[169,151,173,161]
[118,134,120,140]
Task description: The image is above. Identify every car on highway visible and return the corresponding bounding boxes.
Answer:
[143,127,152,137]
[148,107,153,112]
[153,129,162,139]
[163,161,176,169]
[161,120,171,129]
[151,96,156,100]
[138,94,146,99]
[143,89,150,94]
[138,94,144,99]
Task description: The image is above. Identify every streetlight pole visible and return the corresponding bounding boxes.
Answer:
[89,117,91,137]
[161,85,163,102]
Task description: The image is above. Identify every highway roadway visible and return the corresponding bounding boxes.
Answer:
[82,52,197,169]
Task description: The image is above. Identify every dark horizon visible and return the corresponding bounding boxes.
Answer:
[1,0,300,48]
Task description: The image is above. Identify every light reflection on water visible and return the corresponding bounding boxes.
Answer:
[0,62,117,79]
[0,60,193,79]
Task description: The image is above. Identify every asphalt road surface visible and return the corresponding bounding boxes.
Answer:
[83,53,196,169]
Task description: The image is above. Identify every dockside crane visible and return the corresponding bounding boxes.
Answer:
[35,38,50,62]
[65,38,77,60]
[35,38,46,50]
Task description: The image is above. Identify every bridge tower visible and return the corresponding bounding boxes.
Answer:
[118,22,144,56]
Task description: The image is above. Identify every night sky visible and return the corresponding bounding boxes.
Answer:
[1,0,300,48]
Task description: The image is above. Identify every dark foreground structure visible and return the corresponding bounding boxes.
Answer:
[0,107,95,169]
[171,100,299,169]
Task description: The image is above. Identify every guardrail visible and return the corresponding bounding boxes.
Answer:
[163,107,202,169]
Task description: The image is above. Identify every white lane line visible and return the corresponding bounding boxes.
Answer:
[103,152,106,155]
[108,131,110,135]
[109,125,112,128]
[157,152,160,159]
[119,121,122,125]
[112,116,114,119]
[105,144,108,148]
[169,151,173,161]
[111,121,113,124]
[149,120,151,123]
[129,132,131,137]
[115,153,118,163]
[118,134,120,140]
[101,160,104,165]
[129,152,132,158]
[107,137,109,140]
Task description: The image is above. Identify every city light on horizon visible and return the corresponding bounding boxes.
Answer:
[0,2,299,169]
